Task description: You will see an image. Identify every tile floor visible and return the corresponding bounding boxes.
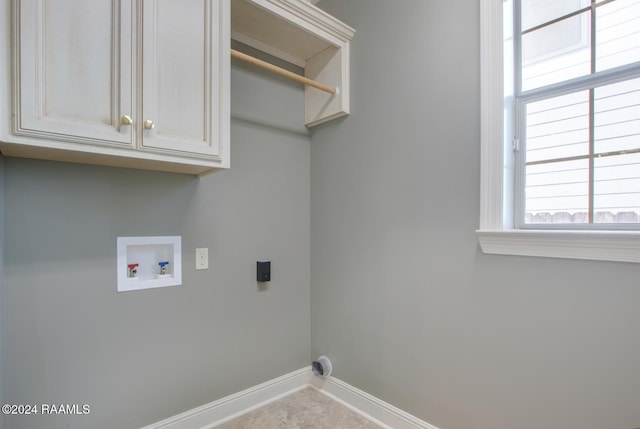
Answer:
[214,387,383,429]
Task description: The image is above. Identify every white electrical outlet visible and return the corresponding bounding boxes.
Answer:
[195,248,209,270]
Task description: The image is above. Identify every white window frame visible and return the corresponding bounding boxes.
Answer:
[477,0,640,263]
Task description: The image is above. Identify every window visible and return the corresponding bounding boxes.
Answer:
[478,0,640,262]
[514,0,640,228]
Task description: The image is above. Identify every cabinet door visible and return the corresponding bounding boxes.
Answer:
[140,0,229,162]
[15,0,134,147]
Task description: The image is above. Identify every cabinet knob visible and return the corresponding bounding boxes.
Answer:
[144,120,155,130]
[120,115,133,126]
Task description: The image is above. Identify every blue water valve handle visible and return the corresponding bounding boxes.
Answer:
[158,261,169,274]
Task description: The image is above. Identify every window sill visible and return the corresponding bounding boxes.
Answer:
[476,229,640,263]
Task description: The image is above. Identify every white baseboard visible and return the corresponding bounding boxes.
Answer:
[140,368,312,429]
[141,367,438,429]
[309,375,439,429]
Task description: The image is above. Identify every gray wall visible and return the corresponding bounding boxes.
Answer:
[310,1,640,429]
[4,3,640,429]
[0,155,4,429]
[2,52,310,429]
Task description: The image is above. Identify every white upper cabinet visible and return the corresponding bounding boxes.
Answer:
[1,0,230,175]
[0,0,352,174]
[16,0,134,147]
[140,0,225,159]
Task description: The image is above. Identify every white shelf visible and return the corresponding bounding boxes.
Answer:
[231,0,355,127]
[117,236,182,292]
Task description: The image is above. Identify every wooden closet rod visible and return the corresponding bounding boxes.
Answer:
[231,49,337,95]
